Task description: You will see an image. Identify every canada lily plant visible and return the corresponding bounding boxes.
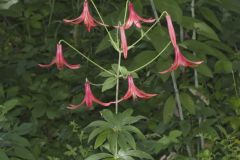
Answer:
[38,0,203,159]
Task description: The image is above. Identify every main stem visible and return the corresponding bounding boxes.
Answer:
[191,0,204,150]
[115,52,121,114]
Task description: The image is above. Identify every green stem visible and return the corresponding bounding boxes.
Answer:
[129,41,171,73]
[128,11,168,50]
[48,0,55,27]
[150,0,160,26]
[232,70,239,97]
[59,40,116,77]
[115,52,121,115]
[123,0,129,23]
[90,0,118,51]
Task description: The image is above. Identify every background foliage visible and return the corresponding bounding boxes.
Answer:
[0,0,240,159]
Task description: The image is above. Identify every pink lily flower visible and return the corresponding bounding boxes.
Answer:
[68,81,112,109]
[121,76,157,100]
[160,15,203,74]
[124,2,155,29]
[120,26,128,59]
[38,43,80,70]
[63,0,101,32]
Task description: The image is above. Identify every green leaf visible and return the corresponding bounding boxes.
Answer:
[181,16,200,30]
[122,109,133,117]
[32,103,46,118]
[86,120,111,128]
[148,27,170,53]
[2,98,19,114]
[122,131,136,150]
[180,40,227,60]
[188,88,210,105]
[85,153,112,160]
[14,146,35,160]
[0,150,9,160]
[196,63,213,78]
[125,150,153,160]
[13,123,33,135]
[168,130,182,142]
[108,131,118,152]
[119,66,129,78]
[214,60,233,74]
[130,50,157,70]
[95,30,116,53]
[221,0,240,13]
[199,7,222,31]
[0,85,4,98]
[194,22,219,41]
[206,41,235,54]
[122,115,146,125]
[94,131,109,149]
[180,121,191,136]
[99,71,113,78]
[163,96,176,124]
[100,109,115,123]
[153,0,182,23]
[5,134,30,147]
[102,77,116,92]
[46,107,59,120]
[180,93,196,114]
[0,0,18,10]
[124,125,145,139]
[88,127,107,143]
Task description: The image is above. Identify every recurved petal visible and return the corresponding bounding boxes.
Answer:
[159,63,178,74]
[184,58,203,67]
[138,16,155,23]
[63,16,84,24]
[67,104,82,110]
[64,62,81,69]
[38,59,56,68]
[122,89,133,100]
[67,98,86,110]
[92,97,112,107]
[134,87,157,99]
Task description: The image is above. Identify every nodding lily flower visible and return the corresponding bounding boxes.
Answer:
[68,81,112,109]
[160,15,203,74]
[117,2,154,58]
[124,2,155,29]
[119,26,128,59]
[38,43,80,70]
[63,0,101,32]
[121,76,157,100]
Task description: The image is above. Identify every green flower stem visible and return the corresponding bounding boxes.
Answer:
[88,81,103,87]
[115,52,121,115]
[129,41,171,74]
[48,0,55,27]
[59,40,116,77]
[90,0,119,52]
[128,11,168,50]
[123,0,129,23]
